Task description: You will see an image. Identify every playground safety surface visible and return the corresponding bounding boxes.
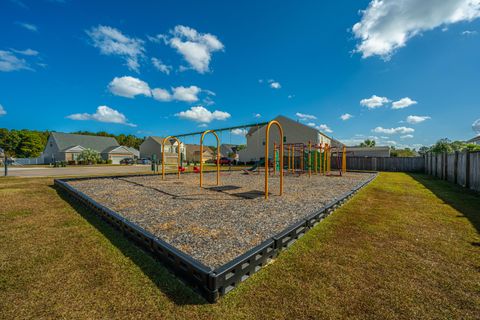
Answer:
[56,171,375,302]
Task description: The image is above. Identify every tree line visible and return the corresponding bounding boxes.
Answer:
[358,138,480,157]
[0,129,145,158]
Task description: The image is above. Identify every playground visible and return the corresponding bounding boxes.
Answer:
[53,119,365,301]
[65,171,374,269]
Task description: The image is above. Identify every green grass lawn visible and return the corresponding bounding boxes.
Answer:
[0,173,479,319]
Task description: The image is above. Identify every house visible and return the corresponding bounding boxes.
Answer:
[185,144,215,163]
[125,147,140,159]
[238,115,334,163]
[343,146,391,157]
[467,135,480,145]
[42,132,135,164]
[139,136,185,163]
[220,144,241,162]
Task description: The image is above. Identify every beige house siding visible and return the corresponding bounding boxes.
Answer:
[238,115,332,162]
[140,136,185,161]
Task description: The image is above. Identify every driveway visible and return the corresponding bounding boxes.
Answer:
[3,165,152,177]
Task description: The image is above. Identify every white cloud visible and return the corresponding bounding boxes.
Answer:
[66,105,136,127]
[340,113,353,120]
[296,112,317,121]
[231,128,248,135]
[305,121,332,133]
[151,88,172,102]
[172,85,201,102]
[288,94,295,99]
[108,76,151,98]
[462,30,478,35]
[472,119,480,134]
[11,48,39,56]
[406,115,431,124]
[353,0,480,59]
[165,25,224,73]
[316,124,333,133]
[107,77,207,103]
[86,25,145,72]
[360,95,389,109]
[373,126,415,134]
[0,104,6,116]
[16,22,38,32]
[254,113,262,118]
[392,97,417,109]
[151,57,172,74]
[175,106,230,123]
[0,50,31,72]
[270,81,281,89]
[400,134,414,139]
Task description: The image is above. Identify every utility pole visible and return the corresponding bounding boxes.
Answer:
[4,152,7,177]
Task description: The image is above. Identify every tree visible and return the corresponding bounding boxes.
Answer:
[16,131,44,158]
[391,148,417,157]
[418,146,430,155]
[359,139,376,147]
[78,148,102,164]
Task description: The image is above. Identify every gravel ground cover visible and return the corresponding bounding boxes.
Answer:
[67,171,374,269]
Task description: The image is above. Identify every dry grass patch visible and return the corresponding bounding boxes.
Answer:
[0,173,479,319]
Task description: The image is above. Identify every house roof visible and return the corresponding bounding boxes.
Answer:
[246,115,338,144]
[146,136,183,145]
[185,144,214,153]
[125,146,140,155]
[51,132,119,153]
[102,146,135,154]
[467,135,480,143]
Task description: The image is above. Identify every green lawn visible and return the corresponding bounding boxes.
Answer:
[0,173,479,319]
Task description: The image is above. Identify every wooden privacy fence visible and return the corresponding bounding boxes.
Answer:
[331,156,425,172]
[425,151,480,192]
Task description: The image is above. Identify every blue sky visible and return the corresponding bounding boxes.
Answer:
[1,0,480,147]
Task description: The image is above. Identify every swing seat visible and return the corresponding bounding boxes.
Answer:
[193,166,200,173]
[179,166,186,172]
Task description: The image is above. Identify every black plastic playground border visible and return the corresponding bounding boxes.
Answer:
[54,171,377,303]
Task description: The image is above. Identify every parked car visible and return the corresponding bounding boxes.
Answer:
[215,157,233,165]
[136,158,151,165]
[120,158,135,165]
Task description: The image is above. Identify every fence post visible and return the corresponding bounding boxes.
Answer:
[465,151,471,189]
[443,152,447,181]
[453,151,458,184]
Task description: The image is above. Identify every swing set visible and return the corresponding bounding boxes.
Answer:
[164,119,347,200]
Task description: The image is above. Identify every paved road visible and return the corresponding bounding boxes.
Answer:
[3,165,153,177]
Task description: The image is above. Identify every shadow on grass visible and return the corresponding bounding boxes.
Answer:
[408,173,480,240]
[53,186,208,306]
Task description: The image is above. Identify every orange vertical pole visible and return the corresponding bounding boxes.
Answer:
[342,145,347,173]
[308,141,311,177]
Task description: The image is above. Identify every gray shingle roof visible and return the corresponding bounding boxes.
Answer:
[51,132,119,153]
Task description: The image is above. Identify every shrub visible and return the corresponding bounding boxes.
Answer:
[77,148,102,165]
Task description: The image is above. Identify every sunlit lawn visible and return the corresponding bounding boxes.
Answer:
[0,172,478,319]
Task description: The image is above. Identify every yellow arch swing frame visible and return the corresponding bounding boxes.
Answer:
[264,120,284,199]
[199,130,221,187]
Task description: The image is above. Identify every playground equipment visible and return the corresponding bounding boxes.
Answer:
[264,120,284,200]
[200,129,221,187]
[161,136,182,180]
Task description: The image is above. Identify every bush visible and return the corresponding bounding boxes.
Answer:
[77,148,102,165]
[107,159,112,164]
[68,160,76,165]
